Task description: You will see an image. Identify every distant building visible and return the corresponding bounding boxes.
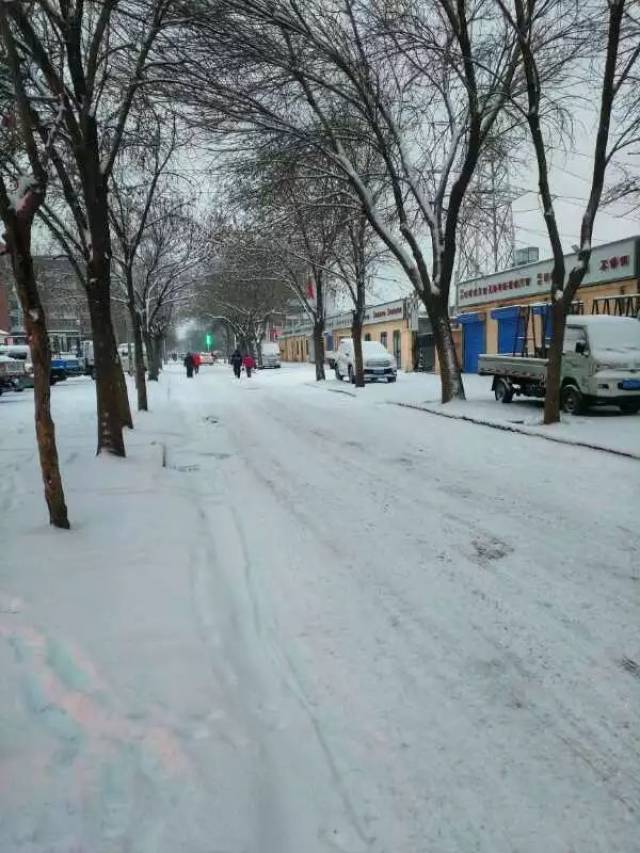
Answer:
[278,295,435,372]
[1,255,92,352]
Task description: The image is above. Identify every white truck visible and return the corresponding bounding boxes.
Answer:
[478,315,640,414]
[260,341,281,368]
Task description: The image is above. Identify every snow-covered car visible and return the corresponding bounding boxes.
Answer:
[335,338,397,383]
[0,354,27,394]
[260,342,281,368]
[200,352,214,365]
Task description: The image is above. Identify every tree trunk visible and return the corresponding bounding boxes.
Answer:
[153,335,163,376]
[313,318,326,380]
[145,331,159,381]
[352,253,367,387]
[430,302,465,403]
[543,300,567,424]
[351,312,365,387]
[128,300,148,411]
[86,284,127,456]
[5,223,70,528]
[116,360,133,429]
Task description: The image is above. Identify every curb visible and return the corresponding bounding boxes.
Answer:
[392,402,640,461]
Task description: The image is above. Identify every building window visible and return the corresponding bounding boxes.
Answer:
[364,333,371,341]
[380,331,388,349]
[393,329,401,368]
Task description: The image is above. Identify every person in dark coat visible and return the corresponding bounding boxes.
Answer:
[184,352,195,378]
[242,353,256,378]
[230,349,243,379]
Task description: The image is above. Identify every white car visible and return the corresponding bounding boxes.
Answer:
[335,339,397,383]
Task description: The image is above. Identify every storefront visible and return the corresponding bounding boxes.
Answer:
[456,236,640,368]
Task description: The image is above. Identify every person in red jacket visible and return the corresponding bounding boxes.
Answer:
[192,352,201,375]
[242,353,256,378]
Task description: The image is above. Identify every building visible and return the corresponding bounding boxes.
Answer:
[279,296,436,372]
[1,255,92,352]
[455,235,640,373]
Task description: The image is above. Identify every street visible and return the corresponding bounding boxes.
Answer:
[1,364,639,853]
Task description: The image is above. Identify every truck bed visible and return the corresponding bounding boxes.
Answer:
[477,353,548,380]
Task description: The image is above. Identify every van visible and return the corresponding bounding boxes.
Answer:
[260,342,281,368]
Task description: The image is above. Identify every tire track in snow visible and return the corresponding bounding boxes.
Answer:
[163,376,375,852]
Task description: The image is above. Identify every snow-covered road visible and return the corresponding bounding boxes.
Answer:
[1,364,639,852]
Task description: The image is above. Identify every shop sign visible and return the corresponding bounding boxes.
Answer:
[457,237,639,308]
[325,299,407,331]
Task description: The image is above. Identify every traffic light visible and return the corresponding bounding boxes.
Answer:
[205,333,213,350]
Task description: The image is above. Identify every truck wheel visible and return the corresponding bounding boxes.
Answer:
[561,384,584,415]
[494,378,513,403]
[620,400,640,414]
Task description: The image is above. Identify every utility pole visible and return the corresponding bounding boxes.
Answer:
[455,136,517,291]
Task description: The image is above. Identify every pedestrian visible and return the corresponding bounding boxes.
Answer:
[242,352,256,378]
[193,352,201,375]
[230,348,243,379]
[184,352,195,378]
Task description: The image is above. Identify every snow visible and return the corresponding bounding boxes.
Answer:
[1,366,639,852]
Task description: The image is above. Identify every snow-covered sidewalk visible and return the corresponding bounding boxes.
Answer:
[1,365,639,852]
[310,368,640,457]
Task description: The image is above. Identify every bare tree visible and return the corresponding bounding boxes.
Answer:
[198,226,290,358]
[230,148,352,379]
[495,0,640,423]
[232,137,387,386]
[125,204,207,381]
[110,112,185,411]
[180,0,521,401]
[3,1,182,454]
[0,11,69,528]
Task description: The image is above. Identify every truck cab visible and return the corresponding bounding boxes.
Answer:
[562,316,640,413]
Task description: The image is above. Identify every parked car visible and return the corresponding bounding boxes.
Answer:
[335,338,397,383]
[200,352,214,365]
[0,344,66,387]
[54,352,83,377]
[0,354,27,394]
